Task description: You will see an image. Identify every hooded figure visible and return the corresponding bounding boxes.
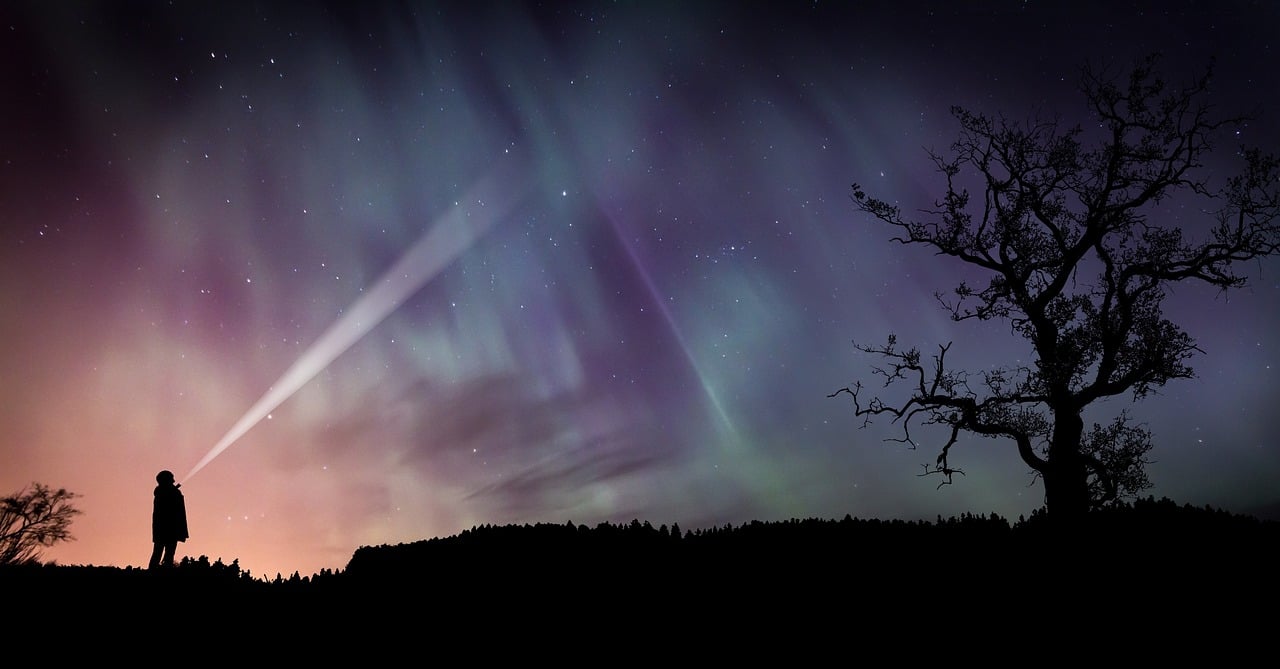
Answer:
[148,470,189,569]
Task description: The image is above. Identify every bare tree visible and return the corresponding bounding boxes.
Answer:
[831,54,1280,519]
[0,482,83,565]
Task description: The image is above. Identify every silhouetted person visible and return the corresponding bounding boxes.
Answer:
[148,470,188,569]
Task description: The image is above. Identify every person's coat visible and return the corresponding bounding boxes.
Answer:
[152,483,189,544]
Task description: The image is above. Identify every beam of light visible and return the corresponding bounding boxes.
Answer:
[601,211,739,441]
[600,202,802,516]
[184,159,531,483]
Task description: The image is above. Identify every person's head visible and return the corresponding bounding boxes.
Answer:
[156,470,175,485]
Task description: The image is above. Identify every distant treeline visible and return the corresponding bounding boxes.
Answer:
[343,495,1278,581]
[5,496,1277,597]
[10,496,1276,649]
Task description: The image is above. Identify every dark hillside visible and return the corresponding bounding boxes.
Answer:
[6,497,1277,642]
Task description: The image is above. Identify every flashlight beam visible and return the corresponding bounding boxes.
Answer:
[184,161,529,483]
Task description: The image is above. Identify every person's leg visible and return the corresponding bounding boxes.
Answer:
[161,541,178,567]
[149,543,165,569]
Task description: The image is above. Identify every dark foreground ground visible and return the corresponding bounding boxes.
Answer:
[6,498,1277,656]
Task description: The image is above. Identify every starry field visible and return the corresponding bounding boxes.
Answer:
[1,1,1277,580]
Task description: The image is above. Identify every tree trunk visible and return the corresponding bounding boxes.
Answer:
[1042,411,1090,519]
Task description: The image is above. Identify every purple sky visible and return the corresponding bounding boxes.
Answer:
[2,1,1277,579]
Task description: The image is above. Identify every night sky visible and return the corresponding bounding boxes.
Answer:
[3,1,1277,579]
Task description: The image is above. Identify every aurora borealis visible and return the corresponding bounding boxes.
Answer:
[3,1,1277,579]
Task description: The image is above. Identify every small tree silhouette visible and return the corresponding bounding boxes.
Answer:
[832,54,1280,519]
[0,482,83,565]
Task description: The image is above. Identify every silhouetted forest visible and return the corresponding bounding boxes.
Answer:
[6,497,1278,606]
[7,497,1279,657]
[9,497,1271,654]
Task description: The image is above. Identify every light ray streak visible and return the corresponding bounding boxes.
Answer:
[602,211,739,440]
[184,159,530,482]
[601,203,800,516]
